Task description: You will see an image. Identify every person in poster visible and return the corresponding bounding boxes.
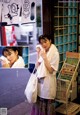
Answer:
[0,47,25,68]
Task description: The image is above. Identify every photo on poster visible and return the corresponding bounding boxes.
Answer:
[4,24,34,46]
[0,46,29,68]
[2,0,21,25]
[1,0,36,25]
[21,0,36,24]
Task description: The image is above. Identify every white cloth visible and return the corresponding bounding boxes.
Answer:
[36,44,44,63]
[11,56,25,68]
[0,56,10,64]
[37,44,59,78]
[37,44,59,99]
[24,72,38,103]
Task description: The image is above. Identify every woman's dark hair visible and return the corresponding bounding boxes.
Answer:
[38,34,52,43]
[2,47,22,56]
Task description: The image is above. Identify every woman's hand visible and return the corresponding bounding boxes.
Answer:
[1,60,10,68]
[40,50,47,60]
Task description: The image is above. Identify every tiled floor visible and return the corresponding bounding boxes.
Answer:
[8,100,32,115]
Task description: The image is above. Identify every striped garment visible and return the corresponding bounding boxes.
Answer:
[31,96,56,115]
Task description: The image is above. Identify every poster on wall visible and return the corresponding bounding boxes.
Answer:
[0,46,29,68]
[2,0,21,25]
[1,0,36,25]
[21,0,36,24]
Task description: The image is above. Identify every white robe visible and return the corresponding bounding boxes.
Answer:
[37,44,59,99]
[11,56,25,68]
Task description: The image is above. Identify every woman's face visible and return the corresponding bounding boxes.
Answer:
[40,38,51,52]
[3,49,18,66]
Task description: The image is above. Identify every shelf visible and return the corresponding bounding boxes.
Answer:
[55,52,80,114]
[54,0,78,70]
[57,78,70,82]
[56,99,67,104]
[56,102,80,115]
[56,52,79,100]
[78,1,80,54]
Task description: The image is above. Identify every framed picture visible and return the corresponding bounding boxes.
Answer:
[0,46,29,68]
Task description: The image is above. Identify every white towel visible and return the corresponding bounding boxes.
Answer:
[37,44,58,78]
[36,44,44,63]
[0,56,10,64]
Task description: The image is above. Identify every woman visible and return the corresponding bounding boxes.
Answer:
[1,47,25,68]
[31,34,59,115]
